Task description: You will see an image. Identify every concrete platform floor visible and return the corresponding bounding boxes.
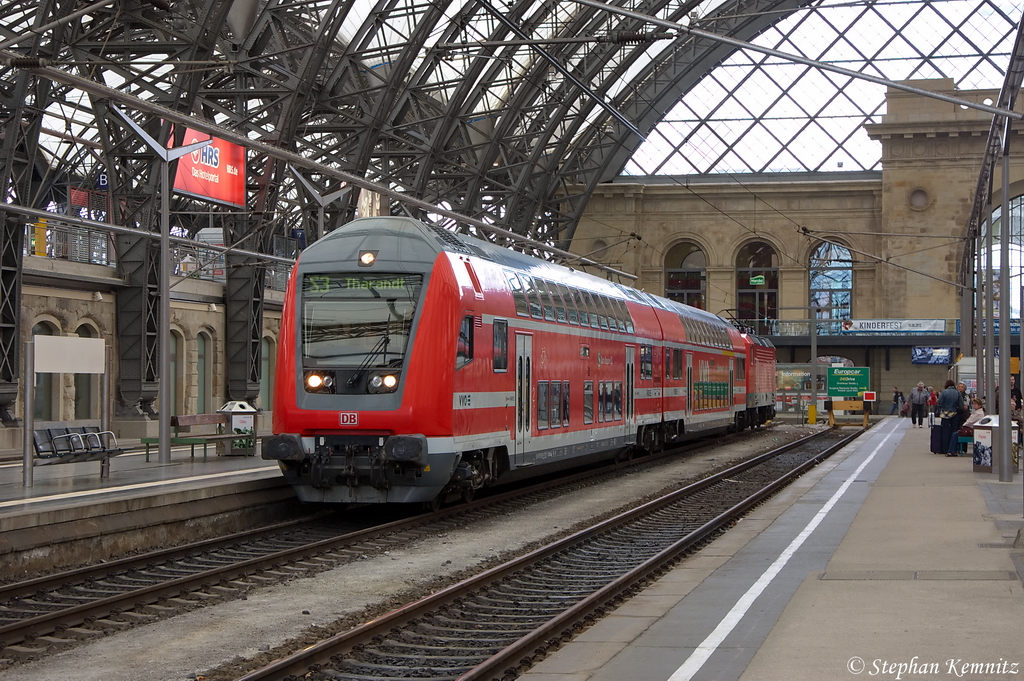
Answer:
[523,418,1024,681]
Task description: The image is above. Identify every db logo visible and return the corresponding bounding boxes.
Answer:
[339,412,358,426]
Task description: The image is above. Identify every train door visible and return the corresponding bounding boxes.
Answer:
[686,353,694,418]
[624,346,635,440]
[729,358,736,417]
[514,333,533,467]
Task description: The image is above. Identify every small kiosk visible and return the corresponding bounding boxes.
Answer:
[218,401,257,456]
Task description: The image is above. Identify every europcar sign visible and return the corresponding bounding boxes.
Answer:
[827,367,871,398]
[172,128,245,207]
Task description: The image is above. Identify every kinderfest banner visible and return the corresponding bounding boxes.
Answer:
[840,319,945,334]
[172,128,245,207]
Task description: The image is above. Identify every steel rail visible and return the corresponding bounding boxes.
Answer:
[0,429,748,656]
[235,428,856,681]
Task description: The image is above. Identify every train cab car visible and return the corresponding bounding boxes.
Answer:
[263,216,777,506]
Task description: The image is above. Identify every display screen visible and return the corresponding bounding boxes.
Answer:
[911,347,951,365]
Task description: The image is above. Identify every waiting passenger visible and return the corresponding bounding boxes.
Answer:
[950,398,985,457]
[935,380,961,455]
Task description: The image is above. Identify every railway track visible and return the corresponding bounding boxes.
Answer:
[233,428,858,681]
[0,427,792,667]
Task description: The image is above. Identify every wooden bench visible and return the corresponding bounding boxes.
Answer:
[141,413,253,461]
[33,424,123,477]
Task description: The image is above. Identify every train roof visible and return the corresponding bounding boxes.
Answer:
[311,217,755,338]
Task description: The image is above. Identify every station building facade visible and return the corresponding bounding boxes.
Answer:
[571,79,1021,409]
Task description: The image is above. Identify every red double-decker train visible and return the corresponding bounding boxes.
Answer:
[262,217,776,506]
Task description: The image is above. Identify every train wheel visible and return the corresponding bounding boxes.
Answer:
[423,495,442,512]
[461,488,475,504]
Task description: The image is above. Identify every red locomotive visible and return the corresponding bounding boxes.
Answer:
[262,217,776,506]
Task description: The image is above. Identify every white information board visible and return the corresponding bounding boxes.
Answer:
[34,336,106,374]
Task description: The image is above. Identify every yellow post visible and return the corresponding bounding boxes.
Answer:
[33,218,47,256]
[807,404,817,424]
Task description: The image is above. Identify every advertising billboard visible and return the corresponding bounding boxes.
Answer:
[172,128,245,207]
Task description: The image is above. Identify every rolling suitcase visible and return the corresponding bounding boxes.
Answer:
[930,424,944,454]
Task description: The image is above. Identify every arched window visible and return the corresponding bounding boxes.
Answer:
[736,241,779,335]
[74,325,97,419]
[197,332,211,414]
[665,242,706,310]
[260,337,275,412]
[809,242,853,335]
[32,322,58,420]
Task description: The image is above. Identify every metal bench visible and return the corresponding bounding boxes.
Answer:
[32,424,123,477]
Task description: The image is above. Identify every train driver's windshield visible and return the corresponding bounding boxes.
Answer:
[301,273,423,368]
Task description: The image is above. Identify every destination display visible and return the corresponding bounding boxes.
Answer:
[303,273,422,296]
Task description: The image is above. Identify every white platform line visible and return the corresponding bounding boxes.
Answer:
[0,466,279,510]
[667,423,898,681]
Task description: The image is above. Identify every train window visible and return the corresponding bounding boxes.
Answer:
[640,344,653,380]
[584,291,600,329]
[520,275,544,319]
[537,381,549,430]
[665,347,671,379]
[673,349,683,379]
[583,381,594,424]
[595,295,609,331]
[571,289,588,327]
[598,382,607,422]
[604,296,619,332]
[613,381,623,421]
[562,381,570,426]
[493,319,508,372]
[546,280,567,323]
[606,296,620,332]
[538,280,556,321]
[456,315,474,370]
[553,283,570,323]
[737,357,746,380]
[612,298,627,332]
[619,299,634,333]
[505,271,530,317]
[550,381,562,427]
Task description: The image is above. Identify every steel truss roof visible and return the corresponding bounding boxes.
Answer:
[0,0,1021,251]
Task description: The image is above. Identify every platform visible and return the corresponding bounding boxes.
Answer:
[523,417,1024,681]
[0,442,292,575]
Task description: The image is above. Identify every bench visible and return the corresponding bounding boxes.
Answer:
[33,424,123,477]
[141,413,253,461]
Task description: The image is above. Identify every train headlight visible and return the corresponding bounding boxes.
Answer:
[367,371,400,394]
[304,371,337,393]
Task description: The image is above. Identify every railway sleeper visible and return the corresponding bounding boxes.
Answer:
[93,618,133,630]
[339,658,477,674]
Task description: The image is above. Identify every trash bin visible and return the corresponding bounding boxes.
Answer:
[218,401,257,456]
[972,415,997,473]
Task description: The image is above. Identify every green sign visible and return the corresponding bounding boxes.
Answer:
[749,274,766,286]
[827,367,871,398]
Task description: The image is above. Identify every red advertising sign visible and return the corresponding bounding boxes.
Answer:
[172,128,245,207]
